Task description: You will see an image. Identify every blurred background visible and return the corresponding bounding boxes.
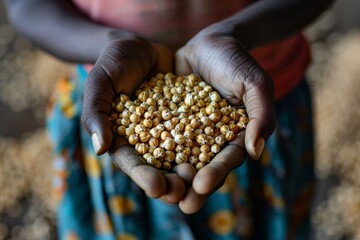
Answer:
[1,0,360,239]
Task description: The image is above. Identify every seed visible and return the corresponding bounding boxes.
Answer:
[203,85,212,93]
[128,105,136,113]
[153,147,165,160]
[209,112,221,122]
[147,156,157,166]
[221,115,231,124]
[204,126,214,136]
[200,145,210,153]
[239,116,249,125]
[164,120,174,131]
[230,111,240,122]
[196,162,206,170]
[136,106,146,116]
[174,134,185,145]
[215,135,225,147]
[175,144,184,153]
[125,100,134,109]
[184,138,193,148]
[149,138,159,147]
[130,113,141,123]
[207,136,215,146]
[218,99,228,108]
[121,118,131,127]
[150,128,161,138]
[148,146,156,154]
[183,147,191,156]
[184,130,194,140]
[229,123,240,134]
[237,108,247,116]
[117,126,126,136]
[184,93,195,106]
[211,144,221,154]
[191,146,201,156]
[139,132,151,143]
[162,161,172,170]
[146,97,156,106]
[163,138,176,151]
[128,134,139,145]
[143,153,152,161]
[161,109,172,120]
[189,156,199,165]
[198,90,208,99]
[164,151,175,162]
[220,125,230,134]
[125,127,135,136]
[160,131,171,141]
[175,152,188,164]
[196,134,207,145]
[135,143,148,155]
[116,102,125,112]
[170,129,180,138]
[200,116,211,127]
[143,119,153,128]
[152,118,161,127]
[209,91,221,102]
[224,131,236,141]
[135,124,146,134]
[205,104,216,115]
[199,152,210,163]
[138,91,150,102]
[144,111,154,119]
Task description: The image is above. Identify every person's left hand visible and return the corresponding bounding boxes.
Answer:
[175,24,276,213]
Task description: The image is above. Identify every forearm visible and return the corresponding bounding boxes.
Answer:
[219,0,334,49]
[5,0,135,63]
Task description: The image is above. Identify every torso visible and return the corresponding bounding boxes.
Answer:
[73,0,251,50]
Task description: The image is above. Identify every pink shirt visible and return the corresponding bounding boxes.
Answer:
[73,0,310,99]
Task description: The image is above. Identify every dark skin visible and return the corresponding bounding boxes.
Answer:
[6,0,333,214]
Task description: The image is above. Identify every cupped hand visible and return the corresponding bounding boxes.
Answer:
[175,27,276,213]
[81,37,187,201]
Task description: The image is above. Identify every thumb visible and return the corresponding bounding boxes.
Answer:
[81,64,114,155]
[175,48,193,76]
[243,70,276,160]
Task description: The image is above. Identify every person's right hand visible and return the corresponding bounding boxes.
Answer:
[81,36,188,202]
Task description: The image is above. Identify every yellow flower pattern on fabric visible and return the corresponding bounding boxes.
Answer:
[117,233,137,240]
[264,184,285,209]
[109,196,136,215]
[56,76,76,118]
[208,210,236,235]
[85,154,101,178]
[218,172,237,193]
[94,212,113,234]
[65,231,79,240]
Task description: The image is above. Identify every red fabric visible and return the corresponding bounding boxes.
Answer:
[251,34,311,100]
[74,0,310,100]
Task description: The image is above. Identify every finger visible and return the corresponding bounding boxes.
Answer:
[173,163,196,185]
[109,136,166,198]
[81,64,115,155]
[179,187,208,214]
[242,69,276,160]
[161,174,186,204]
[193,133,246,195]
[175,48,193,76]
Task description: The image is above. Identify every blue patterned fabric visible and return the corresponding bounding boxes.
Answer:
[46,65,314,240]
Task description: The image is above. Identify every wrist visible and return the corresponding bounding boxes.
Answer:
[190,22,250,52]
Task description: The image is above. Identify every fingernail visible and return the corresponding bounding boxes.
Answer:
[92,133,101,154]
[254,137,265,160]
